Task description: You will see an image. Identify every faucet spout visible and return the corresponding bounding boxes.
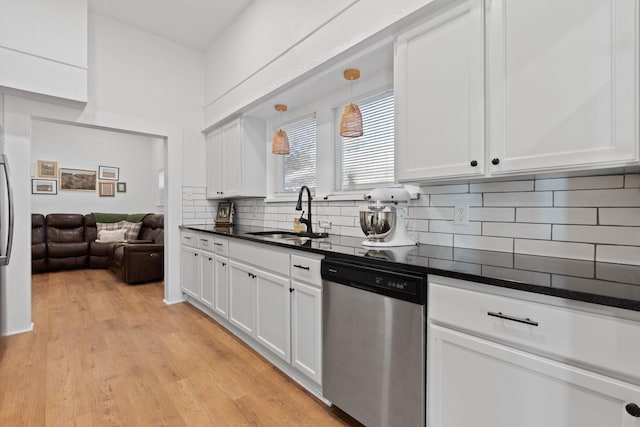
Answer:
[296,186,313,234]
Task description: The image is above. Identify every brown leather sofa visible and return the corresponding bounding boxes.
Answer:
[46,214,89,271]
[31,213,164,284]
[109,214,164,284]
[31,214,47,274]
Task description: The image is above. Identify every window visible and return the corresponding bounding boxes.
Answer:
[279,115,317,193]
[335,91,394,191]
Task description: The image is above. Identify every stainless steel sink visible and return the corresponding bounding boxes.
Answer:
[245,230,329,240]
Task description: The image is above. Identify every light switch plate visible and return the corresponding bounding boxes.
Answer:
[453,205,469,225]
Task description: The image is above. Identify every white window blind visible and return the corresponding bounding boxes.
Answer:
[280,115,317,193]
[335,91,395,191]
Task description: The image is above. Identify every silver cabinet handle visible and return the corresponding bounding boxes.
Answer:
[487,311,538,326]
[0,155,12,266]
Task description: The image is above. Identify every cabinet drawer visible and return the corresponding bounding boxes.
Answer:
[429,277,640,384]
[181,231,198,248]
[229,240,289,276]
[213,237,228,256]
[197,234,215,252]
[290,254,323,287]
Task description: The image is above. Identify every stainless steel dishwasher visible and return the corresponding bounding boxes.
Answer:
[321,257,426,427]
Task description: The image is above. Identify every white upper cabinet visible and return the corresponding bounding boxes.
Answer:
[487,0,638,174]
[396,0,485,181]
[395,0,638,182]
[205,117,266,199]
[0,0,88,102]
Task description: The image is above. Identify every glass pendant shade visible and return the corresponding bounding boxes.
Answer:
[272,129,290,155]
[272,103,290,155]
[340,103,363,138]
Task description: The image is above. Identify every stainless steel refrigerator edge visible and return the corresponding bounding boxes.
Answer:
[322,258,426,427]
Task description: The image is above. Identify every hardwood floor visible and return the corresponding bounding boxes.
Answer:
[0,269,360,426]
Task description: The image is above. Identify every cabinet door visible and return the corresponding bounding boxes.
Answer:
[488,0,638,174]
[200,253,214,308]
[206,127,223,198]
[228,260,256,336]
[395,0,485,181]
[213,255,229,318]
[180,247,200,299]
[222,119,243,197]
[429,324,640,427]
[291,280,322,384]
[256,269,291,362]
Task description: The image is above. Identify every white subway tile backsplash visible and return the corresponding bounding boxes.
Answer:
[454,235,513,252]
[430,220,482,235]
[516,207,597,225]
[553,225,640,246]
[223,173,640,265]
[554,189,640,207]
[599,208,640,226]
[484,192,552,207]
[535,175,623,191]
[482,265,551,286]
[470,180,533,193]
[483,222,551,240]
[429,259,482,275]
[418,232,453,247]
[596,245,640,266]
[625,174,640,188]
[431,193,482,207]
[419,184,468,195]
[410,206,454,220]
[514,239,594,261]
[469,207,515,222]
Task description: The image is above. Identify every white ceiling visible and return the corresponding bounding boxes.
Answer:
[88,0,253,50]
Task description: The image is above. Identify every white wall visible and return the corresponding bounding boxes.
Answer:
[1,8,206,335]
[204,0,435,127]
[30,120,163,215]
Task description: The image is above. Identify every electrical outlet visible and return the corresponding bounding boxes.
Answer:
[453,205,469,225]
[319,220,332,229]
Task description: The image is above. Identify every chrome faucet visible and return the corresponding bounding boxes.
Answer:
[295,185,313,234]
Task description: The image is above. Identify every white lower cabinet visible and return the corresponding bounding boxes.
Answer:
[290,279,322,384]
[256,269,291,362]
[428,276,640,427]
[200,253,215,309]
[213,255,229,318]
[228,260,256,336]
[180,246,200,299]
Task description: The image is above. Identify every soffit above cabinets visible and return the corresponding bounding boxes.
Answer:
[244,37,393,122]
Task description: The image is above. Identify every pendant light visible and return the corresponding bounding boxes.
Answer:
[272,104,290,155]
[340,68,363,138]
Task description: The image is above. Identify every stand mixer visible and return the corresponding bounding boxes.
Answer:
[359,188,417,247]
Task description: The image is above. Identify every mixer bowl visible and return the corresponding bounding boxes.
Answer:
[360,209,396,240]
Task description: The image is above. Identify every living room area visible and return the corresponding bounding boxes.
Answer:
[30,119,167,286]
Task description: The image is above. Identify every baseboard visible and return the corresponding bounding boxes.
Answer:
[2,322,35,337]
[163,298,185,305]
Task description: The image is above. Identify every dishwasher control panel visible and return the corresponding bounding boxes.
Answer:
[322,258,426,304]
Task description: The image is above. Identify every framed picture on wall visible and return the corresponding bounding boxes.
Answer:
[60,168,96,191]
[99,181,115,197]
[98,166,119,180]
[37,160,57,178]
[32,179,57,195]
[117,182,127,193]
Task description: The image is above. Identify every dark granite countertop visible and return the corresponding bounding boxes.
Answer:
[181,224,640,312]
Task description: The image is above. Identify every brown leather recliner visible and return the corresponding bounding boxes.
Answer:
[109,214,164,284]
[46,214,89,271]
[31,214,47,273]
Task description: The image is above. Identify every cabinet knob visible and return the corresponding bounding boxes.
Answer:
[491,158,500,165]
[194,253,198,257]
[222,262,226,267]
[289,288,295,293]
[626,403,640,417]
[470,160,478,167]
